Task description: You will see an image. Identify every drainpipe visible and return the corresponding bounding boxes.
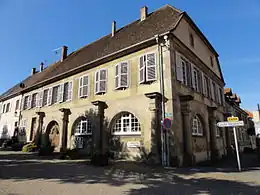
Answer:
[155,34,168,166]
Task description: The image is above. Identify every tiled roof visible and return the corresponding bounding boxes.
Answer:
[0,5,182,101]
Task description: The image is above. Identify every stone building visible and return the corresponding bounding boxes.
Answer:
[224,88,256,152]
[0,5,227,166]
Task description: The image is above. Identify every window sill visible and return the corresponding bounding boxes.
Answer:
[192,134,203,137]
[112,132,141,136]
[74,133,92,136]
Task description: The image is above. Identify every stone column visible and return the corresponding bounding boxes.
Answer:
[180,95,194,166]
[208,106,219,161]
[59,108,71,152]
[145,92,163,164]
[36,112,45,146]
[91,101,108,155]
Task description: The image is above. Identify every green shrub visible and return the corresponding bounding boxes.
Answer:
[22,143,37,152]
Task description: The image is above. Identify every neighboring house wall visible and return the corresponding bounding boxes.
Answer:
[0,95,22,140]
[173,17,221,78]
[252,111,260,122]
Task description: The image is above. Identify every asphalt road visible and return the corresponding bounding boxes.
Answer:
[0,151,260,195]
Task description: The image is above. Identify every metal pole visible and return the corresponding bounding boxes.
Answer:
[232,120,241,172]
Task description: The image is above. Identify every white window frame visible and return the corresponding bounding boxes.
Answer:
[79,75,89,98]
[138,52,157,84]
[181,58,188,86]
[112,113,141,136]
[95,69,107,94]
[115,61,129,89]
[31,92,38,108]
[74,118,92,136]
[42,89,49,107]
[51,85,60,105]
[192,115,203,136]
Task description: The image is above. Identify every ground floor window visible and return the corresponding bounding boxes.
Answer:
[192,115,203,136]
[112,112,141,135]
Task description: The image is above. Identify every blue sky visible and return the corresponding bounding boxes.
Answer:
[0,0,259,110]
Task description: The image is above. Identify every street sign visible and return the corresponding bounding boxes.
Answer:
[227,116,239,122]
[162,118,172,129]
[217,121,244,127]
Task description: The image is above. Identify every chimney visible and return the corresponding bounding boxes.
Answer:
[112,21,116,37]
[140,6,148,21]
[31,68,36,75]
[40,62,44,72]
[61,45,68,62]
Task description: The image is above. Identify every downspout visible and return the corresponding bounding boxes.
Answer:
[155,34,167,166]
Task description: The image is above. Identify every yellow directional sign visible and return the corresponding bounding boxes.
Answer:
[227,117,239,122]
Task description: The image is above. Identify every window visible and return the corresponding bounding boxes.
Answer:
[212,82,218,103]
[2,104,5,113]
[115,62,129,89]
[31,93,38,108]
[15,100,20,111]
[79,75,89,98]
[23,96,29,110]
[42,89,49,106]
[192,67,202,93]
[5,103,10,112]
[219,87,223,105]
[74,118,92,135]
[139,53,156,83]
[204,76,211,98]
[112,112,141,135]
[210,56,214,67]
[192,115,203,136]
[52,85,60,104]
[95,69,107,94]
[181,59,188,85]
[63,82,73,101]
[189,33,194,48]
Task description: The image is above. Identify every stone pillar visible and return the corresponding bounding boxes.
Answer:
[180,95,194,166]
[36,112,45,146]
[91,101,108,155]
[59,108,71,152]
[208,106,219,161]
[145,92,163,164]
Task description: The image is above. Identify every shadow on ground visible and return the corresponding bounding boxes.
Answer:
[0,152,260,195]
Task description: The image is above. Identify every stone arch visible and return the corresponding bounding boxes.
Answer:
[46,120,60,148]
[70,116,92,154]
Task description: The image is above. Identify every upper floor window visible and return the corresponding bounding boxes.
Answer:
[204,76,211,98]
[212,82,219,103]
[31,93,38,108]
[192,115,203,136]
[52,85,60,104]
[218,87,223,105]
[42,89,49,106]
[23,95,30,110]
[189,33,194,48]
[79,75,89,98]
[5,103,10,113]
[192,66,202,93]
[210,56,214,67]
[181,59,188,86]
[63,82,73,101]
[139,53,156,84]
[115,62,129,89]
[15,99,20,111]
[2,104,5,113]
[95,69,107,94]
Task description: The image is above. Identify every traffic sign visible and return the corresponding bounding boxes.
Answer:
[217,121,244,127]
[227,117,239,122]
[162,118,172,129]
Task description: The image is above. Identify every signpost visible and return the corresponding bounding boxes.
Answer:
[217,117,243,172]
